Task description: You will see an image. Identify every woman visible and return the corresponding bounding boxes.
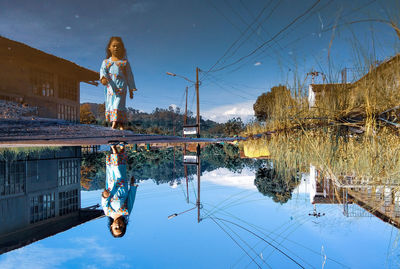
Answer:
[100,37,137,130]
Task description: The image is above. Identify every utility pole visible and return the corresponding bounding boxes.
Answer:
[307,71,326,84]
[196,67,200,138]
[184,86,188,130]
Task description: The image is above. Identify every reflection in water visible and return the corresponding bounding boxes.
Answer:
[254,164,300,204]
[101,143,138,237]
[1,143,399,267]
[305,164,400,228]
[0,147,103,254]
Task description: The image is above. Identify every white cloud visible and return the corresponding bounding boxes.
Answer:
[254,61,262,66]
[0,245,83,269]
[0,237,122,269]
[169,104,178,110]
[202,168,257,190]
[202,101,254,123]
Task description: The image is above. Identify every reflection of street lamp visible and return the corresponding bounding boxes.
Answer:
[167,206,197,220]
[309,204,325,218]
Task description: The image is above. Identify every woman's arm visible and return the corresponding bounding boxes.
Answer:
[100,60,109,85]
[126,61,137,92]
[127,184,138,214]
[101,196,110,216]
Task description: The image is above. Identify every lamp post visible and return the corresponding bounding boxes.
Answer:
[166,68,201,138]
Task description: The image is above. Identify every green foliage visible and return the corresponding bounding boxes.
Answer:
[254,164,300,204]
[80,103,227,137]
[81,144,265,190]
[223,117,244,136]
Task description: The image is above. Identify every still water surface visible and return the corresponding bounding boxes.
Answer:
[0,144,398,268]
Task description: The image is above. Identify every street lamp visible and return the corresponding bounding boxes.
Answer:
[166,71,196,84]
[166,68,201,137]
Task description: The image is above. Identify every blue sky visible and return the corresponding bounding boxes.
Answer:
[0,169,398,268]
[1,0,399,122]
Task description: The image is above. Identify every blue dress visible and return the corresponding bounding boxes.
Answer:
[100,57,136,123]
[101,152,137,216]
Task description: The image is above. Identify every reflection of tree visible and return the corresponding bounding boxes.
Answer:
[254,165,300,204]
[81,144,265,190]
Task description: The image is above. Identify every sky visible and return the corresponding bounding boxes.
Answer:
[0,170,399,268]
[1,0,400,122]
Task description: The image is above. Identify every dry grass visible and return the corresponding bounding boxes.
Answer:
[263,127,400,185]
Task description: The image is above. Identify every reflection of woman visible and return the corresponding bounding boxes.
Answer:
[101,143,138,237]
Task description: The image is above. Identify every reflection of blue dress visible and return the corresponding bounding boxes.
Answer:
[101,152,137,216]
[100,57,136,123]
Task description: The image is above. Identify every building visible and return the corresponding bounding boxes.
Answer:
[0,147,103,254]
[0,36,98,122]
[308,83,350,108]
[308,54,400,108]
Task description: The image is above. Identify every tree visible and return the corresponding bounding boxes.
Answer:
[253,85,293,121]
[80,104,96,124]
[224,117,244,136]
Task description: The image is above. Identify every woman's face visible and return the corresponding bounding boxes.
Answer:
[109,40,123,58]
[111,218,125,236]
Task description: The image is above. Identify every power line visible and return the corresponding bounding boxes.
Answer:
[209,216,263,269]
[209,0,321,73]
[213,217,306,268]
[201,0,274,81]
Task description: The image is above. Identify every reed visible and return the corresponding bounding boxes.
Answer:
[262,127,400,185]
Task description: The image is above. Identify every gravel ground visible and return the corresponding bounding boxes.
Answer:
[0,117,238,147]
[0,100,37,120]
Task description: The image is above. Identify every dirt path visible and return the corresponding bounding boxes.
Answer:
[0,118,243,147]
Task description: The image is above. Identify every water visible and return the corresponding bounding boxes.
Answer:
[0,144,398,268]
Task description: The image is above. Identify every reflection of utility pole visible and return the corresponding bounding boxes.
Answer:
[182,143,201,222]
[196,143,201,223]
[308,204,325,218]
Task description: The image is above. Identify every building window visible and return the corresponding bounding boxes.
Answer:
[57,104,77,122]
[0,161,25,196]
[59,189,79,216]
[30,69,54,97]
[30,193,56,223]
[58,76,77,101]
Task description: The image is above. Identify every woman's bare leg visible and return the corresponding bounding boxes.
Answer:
[111,121,117,129]
[111,145,118,154]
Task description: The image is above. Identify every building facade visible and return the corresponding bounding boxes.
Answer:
[0,36,98,122]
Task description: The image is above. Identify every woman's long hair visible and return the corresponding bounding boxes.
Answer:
[105,36,127,59]
[108,216,129,238]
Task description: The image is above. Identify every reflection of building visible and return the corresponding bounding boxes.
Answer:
[0,147,103,254]
[0,36,98,122]
[304,165,400,228]
[81,145,100,156]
